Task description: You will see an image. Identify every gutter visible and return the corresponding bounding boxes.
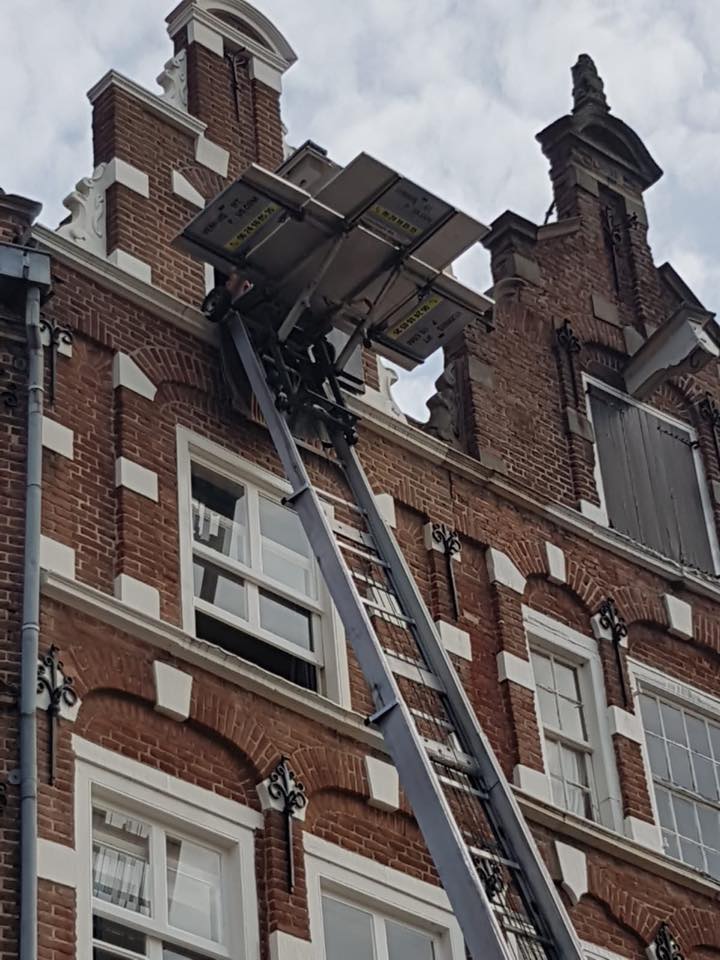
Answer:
[0,238,51,960]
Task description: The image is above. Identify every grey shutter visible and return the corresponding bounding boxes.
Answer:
[648,420,714,572]
[589,386,714,571]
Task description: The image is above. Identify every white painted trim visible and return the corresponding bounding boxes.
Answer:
[624,815,664,852]
[32,226,215,345]
[583,941,631,960]
[107,248,152,284]
[74,736,261,960]
[172,170,206,209]
[40,535,75,578]
[496,651,535,690]
[38,838,79,889]
[73,735,263,830]
[153,661,193,722]
[435,620,471,660]
[248,58,283,93]
[115,456,159,502]
[364,755,399,812]
[87,69,207,137]
[188,18,225,56]
[662,594,693,639]
[304,835,463,960]
[107,157,150,198]
[42,417,74,459]
[522,606,624,832]
[513,765,551,803]
[268,931,313,960]
[195,136,230,177]
[176,426,351,709]
[544,542,566,584]
[554,841,587,906]
[112,352,157,401]
[114,573,160,618]
[374,492,397,529]
[485,547,526,593]
[579,498,608,526]
[607,705,644,744]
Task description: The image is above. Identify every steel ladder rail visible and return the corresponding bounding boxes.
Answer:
[227,314,584,960]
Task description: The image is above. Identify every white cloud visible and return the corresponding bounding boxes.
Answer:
[1,0,717,420]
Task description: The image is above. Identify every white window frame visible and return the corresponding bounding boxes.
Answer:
[583,374,720,573]
[629,658,720,880]
[177,427,350,706]
[522,607,623,831]
[74,735,262,960]
[305,834,464,960]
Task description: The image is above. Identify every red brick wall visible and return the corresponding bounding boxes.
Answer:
[5,11,720,960]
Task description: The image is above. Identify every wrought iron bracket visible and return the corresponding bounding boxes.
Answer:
[37,645,77,785]
[699,392,720,472]
[602,205,638,294]
[653,923,684,960]
[597,597,629,708]
[39,316,73,406]
[267,757,307,893]
[0,345,26,412]
[431,522,462,621]
[555,318,582,407]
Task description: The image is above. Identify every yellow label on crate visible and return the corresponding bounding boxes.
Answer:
[387,296,441,340]
[370,204,421,237]
[224,203,279,251]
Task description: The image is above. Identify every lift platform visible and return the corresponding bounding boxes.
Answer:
[176,148,584,960]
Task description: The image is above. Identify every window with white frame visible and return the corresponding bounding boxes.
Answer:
[523,607,622,830]
[76,737,260,960]
[638,690,720,880]
[178,429,347,700]
[530,649,597,820]
[306,836,462,960]
[585,377,719,573]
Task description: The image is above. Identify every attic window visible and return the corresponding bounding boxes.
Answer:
[210,10,271,47]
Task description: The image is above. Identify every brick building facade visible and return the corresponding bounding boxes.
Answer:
[1,3,719,960]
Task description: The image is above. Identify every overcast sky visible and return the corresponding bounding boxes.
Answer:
[1,1,718,418]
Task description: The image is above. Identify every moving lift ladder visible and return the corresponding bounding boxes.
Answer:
[177,150,585,960]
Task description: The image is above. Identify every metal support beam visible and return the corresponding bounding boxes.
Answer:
[227,313,513,960]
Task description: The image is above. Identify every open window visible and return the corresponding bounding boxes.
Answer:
[585,377,719,572]
[177,428,350,705]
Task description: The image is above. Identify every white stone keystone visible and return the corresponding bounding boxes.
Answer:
[153,661,192,722]
[554,841,588,905]
[364,755,400,812]
[662,594,693,640]
[545,542,566,584]
[113,353,157,401]
[486,547,526,594]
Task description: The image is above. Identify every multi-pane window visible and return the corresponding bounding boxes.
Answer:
[322,894,436,960]
[191,464,323,690]
[92,802,228,959]
[530,650,597,820]
[639,693,720,880]
[587,381,717,573]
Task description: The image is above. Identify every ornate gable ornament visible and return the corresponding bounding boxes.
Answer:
[537,53,663,191]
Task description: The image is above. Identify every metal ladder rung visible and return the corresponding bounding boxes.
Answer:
[362,597,415,625]
[384,651,441,690]
[467,845,521,872]
[423,738,477,774]
[438,773,489,800]
[338,538,389,567]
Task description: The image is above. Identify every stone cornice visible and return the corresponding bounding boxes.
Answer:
[31,225,216,345]
[87,69,207,138]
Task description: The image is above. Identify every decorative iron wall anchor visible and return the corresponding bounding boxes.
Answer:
[698,392,720,471]
[37,645,77,785]
[39,316,73,406]
[267,757,307,893]
[431,522,462,621]
[597,597,629,707]
[654,923,684,960]
[0,346,26,412]
[602,204,638,295]
[555,318,582,406]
